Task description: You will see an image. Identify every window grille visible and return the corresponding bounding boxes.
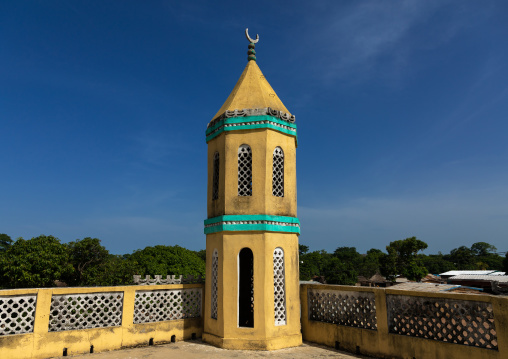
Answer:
[272,147,284,197]
[273,248,286,325]
[212,152,220,200]
[211,249,218,319]
[238,145,252,196]
[133,288,202,324]
[0,295,37,335]
[49,292,123,332]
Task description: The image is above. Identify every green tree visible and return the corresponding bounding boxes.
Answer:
[503,253,508,273]
[299,244,309,256]
[79,255,139,286]
[65,237,110,286]
[333,247,363,267]
[0,235,73,288]
[128,245,205,278]
[195,249,206,262]
[380,237,428,281]
[359,248,384,278]
[446,246,475,270]
[421,253,455,274]
[299,250,329,281]
[0,233,13,252]
[323,257,357,285]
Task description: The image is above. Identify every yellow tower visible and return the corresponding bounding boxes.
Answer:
[202,30,302,350]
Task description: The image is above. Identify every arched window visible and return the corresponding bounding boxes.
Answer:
[238,145,252,196]
[212,152,220,200]
[238,248,254,327]
[272,147,284,197]
[273,247,286,326]
[211,249,218,319]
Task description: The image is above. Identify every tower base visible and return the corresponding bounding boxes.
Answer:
[202,332,302,351]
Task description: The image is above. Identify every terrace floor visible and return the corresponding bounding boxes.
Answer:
[59,340,373,359]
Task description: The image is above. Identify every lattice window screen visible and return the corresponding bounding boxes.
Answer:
[212,152,220,200]
[273,247,287,326]
[49,292,123,332]
[0,295,37,335]
[238,145,252,196]
[272,147,284,197]
[387,295,498,349]
[308,289,377,330]
[211,249,218,319]
[134,288,202,324]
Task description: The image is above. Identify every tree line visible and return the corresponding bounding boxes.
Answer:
[299,237,508,285]
[0,233,506,289]
[0,234,205,289]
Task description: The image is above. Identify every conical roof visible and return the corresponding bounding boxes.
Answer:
[212,60,291,120]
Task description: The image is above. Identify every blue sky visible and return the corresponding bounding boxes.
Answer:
[1,1,507,255]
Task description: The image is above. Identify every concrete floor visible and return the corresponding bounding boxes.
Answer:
[58,340,373,359]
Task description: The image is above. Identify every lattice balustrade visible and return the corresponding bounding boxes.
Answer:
[49,292,123,332]
[238,145,252,196]
[134,288,202,324]
[212,152,220,200]
[387,295,498,350]
[308,289,377,330]
[272,147,284,197]
[0,295,37,335]
[211,249,218,319]
[273,248,286,325]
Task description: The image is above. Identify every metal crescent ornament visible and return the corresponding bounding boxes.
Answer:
[245,28,259,44]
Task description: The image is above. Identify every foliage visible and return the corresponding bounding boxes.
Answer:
[300,249,357,285]
[421,253,455,274]
[0,235,73,288]
[195,249,206,262]
[358,248,384,278]
[504,253,508,273]
[64,237,110,286]
[128,245,205,278]
[0,233,13,252]
[299,244,309,256]
[381,237,428,281]
[78,255,139,286]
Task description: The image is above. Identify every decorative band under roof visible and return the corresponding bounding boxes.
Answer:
[205,115,297,143]
[204,214,300,235]
[208,107,295,129]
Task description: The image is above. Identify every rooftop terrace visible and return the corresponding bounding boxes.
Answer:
[61,340,370,359]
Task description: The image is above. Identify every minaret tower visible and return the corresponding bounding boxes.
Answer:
[202,30,302,350]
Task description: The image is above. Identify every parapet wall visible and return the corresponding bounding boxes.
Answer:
[0,284,203,359]
[301,284,508,359]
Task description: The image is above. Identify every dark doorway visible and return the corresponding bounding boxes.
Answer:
[238,247,254,327]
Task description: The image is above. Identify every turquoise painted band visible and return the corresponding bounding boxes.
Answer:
[207,115,296,134]
[205,115,298,143]
[204,214,300,234]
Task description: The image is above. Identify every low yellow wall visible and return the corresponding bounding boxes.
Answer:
[300,284,508,359]
[0,284,204,359]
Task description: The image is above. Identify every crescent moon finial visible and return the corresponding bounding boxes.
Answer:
[245,28,259,44]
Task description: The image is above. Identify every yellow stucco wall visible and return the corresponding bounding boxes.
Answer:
[207,129,297,218]
[300,284,508,359]
[0,284,203,359]
[203,232,302,350]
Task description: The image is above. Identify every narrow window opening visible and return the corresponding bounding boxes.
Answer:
[238,145,252,196]
[171,335,176,343]
[211,249,218,319]
[212,152,220,200]
[90,345,94,354]
[273,247,287,325]
[191,333,197,340]
[238,248,254,327]
[149,338,154,346]
[63,348,68,357]
[272,147,284,197]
